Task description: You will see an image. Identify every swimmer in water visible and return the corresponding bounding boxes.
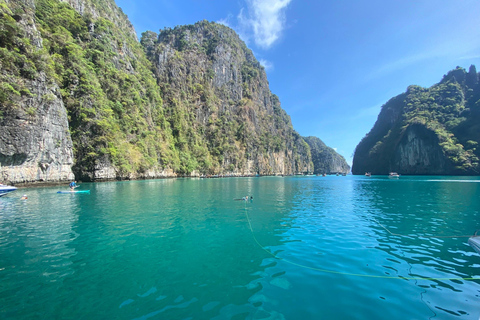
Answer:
[234,196,249,201]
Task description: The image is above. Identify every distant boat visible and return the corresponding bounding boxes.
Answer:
[0,184,17,197]
[389,172,400,178]
[365,172,371,177]
[469,231,480,254]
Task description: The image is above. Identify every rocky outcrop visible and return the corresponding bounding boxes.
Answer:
[0,0,316,184]
[59,0,137,40]
[353,66,480,175]
[303,136,350,174]
[0,76,74,184]
[0,1,74,184]
[146,21,313,175]
[392,124,453,174]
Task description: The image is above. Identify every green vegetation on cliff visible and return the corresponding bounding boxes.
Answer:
[0,0,314,180]
[304,136,350,174]
[0,2,48,111]
[1,0,177,180]
[353,66,480,175]
[143,21,312,175]
[34,0,178,179]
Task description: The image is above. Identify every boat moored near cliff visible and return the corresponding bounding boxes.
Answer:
[0,184,17,197]
[389,172,400,178]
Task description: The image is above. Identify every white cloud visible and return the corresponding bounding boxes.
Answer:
[239,0,292,49]
[217,16,232,28]
[237,8,252,46]
[259,59,274,71]
[458,54,480,61]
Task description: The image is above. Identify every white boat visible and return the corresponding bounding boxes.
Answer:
[0,184,17,197]
[468,231,480,254]
[389,172,400,178]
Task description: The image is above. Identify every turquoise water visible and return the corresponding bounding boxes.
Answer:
[1,176,479,319]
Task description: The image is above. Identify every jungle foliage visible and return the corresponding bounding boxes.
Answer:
[141,20,312,175]
[353,66,480,175]
[303,136,349,174]
[0,0,312,179]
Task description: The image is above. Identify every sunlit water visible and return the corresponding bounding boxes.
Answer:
[1,176,479,319]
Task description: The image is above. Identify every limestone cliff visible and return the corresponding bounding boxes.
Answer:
[0,0,314,183]
[353,66,480,175]
[303,136,350,174]
[0,1,74,184]
[143,21,312,175]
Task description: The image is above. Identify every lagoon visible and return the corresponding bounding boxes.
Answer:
[0,176,479,319]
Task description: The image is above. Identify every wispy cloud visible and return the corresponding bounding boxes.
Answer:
[365,6,480,83]
[259,58,274,71]
[365,53,430,82]
[236,8,252,46]
[238,0,292,49]
[217,14,233,28]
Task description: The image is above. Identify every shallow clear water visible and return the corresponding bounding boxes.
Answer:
[1,176,479,319]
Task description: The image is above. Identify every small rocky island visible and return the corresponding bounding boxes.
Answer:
[353,66,480,175]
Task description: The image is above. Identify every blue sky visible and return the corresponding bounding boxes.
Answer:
[115,0,480,166]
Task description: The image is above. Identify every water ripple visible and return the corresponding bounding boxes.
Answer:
[0,177,479,319]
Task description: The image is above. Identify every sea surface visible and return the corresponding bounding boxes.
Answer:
[0,175,479,319]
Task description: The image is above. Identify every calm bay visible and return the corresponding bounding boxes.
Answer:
[0,176,479,319]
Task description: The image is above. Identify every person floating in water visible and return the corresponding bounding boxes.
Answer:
[21,194,27,200]
[234,196,253,201]
[69,181,78,191]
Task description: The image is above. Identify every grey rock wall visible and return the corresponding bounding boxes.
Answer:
[392,125,451,174]
[151,22,312,175]
[0,1,74,184]
[0,74,74,184]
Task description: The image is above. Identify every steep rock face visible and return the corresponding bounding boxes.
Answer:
[1,0,314,183]
[353,66,480,175]
[303,136,350,174]
[0,1,74,184]
[0,75,74,184]
[145,22,312,175]
[392,125,452,174]
[33,0,176,181]
[60,0,137,38]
